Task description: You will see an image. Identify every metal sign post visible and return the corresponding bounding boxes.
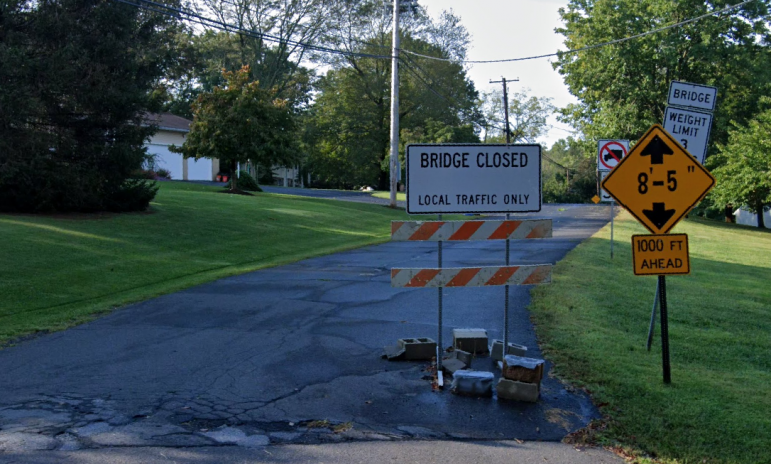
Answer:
[437,214,443,376]
[646,280,660,351]
[610,200,615,259]
[658,275,671,384]
[504,213,510,349]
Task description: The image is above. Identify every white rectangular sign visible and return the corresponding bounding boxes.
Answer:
[667,81,717,112]
[663,106,713,165]
[600,171,613,202]
[406,144,541,214]
[597,139,629,172]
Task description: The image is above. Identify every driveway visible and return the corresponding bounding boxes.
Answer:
[0,203,617,460]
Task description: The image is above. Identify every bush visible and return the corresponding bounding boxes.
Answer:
[227,171,262,192]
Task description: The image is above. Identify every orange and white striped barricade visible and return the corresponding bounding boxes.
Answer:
[390,219,552,375]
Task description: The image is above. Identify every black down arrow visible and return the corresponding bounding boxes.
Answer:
[643,203,676,230]
[640,135,673,165]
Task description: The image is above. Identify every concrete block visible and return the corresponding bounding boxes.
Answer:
[452,328,489,355]
[450,370,494,397]
[440,358,467,375]
[490,340,528,362]
[443,349,472,366]
[453,349,472,366]
[398,338,436,360]
[496,378,539,402]
[502,355,544,384]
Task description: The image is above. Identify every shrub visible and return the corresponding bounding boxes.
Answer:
[227,171,262,192]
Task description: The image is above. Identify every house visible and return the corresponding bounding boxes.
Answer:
[143,113,219,181]
[733,207,771,229]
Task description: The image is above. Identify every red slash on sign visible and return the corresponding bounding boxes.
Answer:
[598,140,629,171]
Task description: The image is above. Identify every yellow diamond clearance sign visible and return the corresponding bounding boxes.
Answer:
[601,124,715,234]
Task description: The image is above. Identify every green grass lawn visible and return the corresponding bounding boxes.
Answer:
[371,190,406,202]
[529,211,771,464]
[0,181,418,344]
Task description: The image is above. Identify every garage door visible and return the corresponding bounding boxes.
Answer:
[187,157,213,181]
[148,145,184,180]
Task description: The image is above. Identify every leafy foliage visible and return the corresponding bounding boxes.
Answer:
[172,66,297,191]
[304,3,480,189]
[554,0,771,161]
[479,89,555,144]
[0,0,179,212]
[542,138,596,203]
[709,105,771,227]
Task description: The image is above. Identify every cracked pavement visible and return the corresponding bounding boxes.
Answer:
[0,204,614,458]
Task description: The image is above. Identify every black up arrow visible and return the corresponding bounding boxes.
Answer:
[643,203,676,230]
[640,135,673,165]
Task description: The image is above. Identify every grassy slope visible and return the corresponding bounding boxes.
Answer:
[529,211,771,464]
[0,182,416,343]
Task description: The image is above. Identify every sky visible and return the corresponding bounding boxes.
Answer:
[417,0,577,148]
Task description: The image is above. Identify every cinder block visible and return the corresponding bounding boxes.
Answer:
[502,355,544,384]
[453,349,472,366]
[441,358,467,374]
[496,378,539,402]
[398,338,436,361]
[490,340,528,362]
[452,329,489,355]
[450,370,494,397]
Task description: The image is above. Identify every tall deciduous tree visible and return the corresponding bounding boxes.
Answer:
[0,0,181,212]
[479,89,555,144]
[554,0,771,156]
[171,66,297,192]
[304,2,479,189]
[709,106,771,228]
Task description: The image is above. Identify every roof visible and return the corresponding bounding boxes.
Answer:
[144,112,192,133]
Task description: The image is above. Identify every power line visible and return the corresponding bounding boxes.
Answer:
[400,0,759,64]
[112,0,393,60]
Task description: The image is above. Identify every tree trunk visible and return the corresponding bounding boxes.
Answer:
[230,160,238,191]
[757,200,766,228]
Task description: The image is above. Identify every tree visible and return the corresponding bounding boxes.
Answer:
[304,2,479,189]
[479,89,555,144]
[709,107,771,228]
[171,66,297,192]
[554,0,771,159]
[542,138,596,203]
[0,0,181,213]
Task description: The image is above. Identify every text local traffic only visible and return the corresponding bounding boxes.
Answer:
[406,144,542,215]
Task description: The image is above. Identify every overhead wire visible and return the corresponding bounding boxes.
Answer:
[400,0,759,64]
[111,0,393,59]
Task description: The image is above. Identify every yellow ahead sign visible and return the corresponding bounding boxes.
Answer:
[631,234,690,276]
[601,125,715,234]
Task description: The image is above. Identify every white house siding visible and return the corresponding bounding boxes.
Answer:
[144,128,218,181]
[733,207,771,229]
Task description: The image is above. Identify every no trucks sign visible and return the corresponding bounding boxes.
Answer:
[405,144,542,214]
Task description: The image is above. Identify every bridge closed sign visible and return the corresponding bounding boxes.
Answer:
[406,144,542,214]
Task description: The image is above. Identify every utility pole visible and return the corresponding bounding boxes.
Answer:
[489,77,519,144]
[388,0,400,208]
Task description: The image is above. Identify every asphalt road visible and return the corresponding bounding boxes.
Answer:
[0,202,621,462]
